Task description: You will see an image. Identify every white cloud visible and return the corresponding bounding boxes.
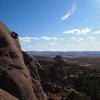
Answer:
[52,37,58,40]
[28,45,33,48]
[19,36,63,43]
[81,28,91,34]
[63,29,81,35]
[94,30,100,34]
[61,1,76,20]
[40,36,51,40]
[87,37,95,40]
[71,37,84,42]
[40,36,63,40]
[63,28,91,35]
[19,37,33,43]
[50,43,58,45]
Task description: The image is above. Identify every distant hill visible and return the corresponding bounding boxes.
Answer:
[26,51,100,57]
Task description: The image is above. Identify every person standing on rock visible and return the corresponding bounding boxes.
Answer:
[11,31,19,40]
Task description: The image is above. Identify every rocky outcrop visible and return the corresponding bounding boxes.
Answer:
[0,89,18,100]
[0,21,47,100]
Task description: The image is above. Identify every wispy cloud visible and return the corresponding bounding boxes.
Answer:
[71,37,84,42]
[61,0,76,21]
[50,43,58,45]
[63,28,91,35]
[19,37,39,43]
[28,45,33,48]
[40,36,63,41]
[40,36,63,40]
[19,36,63,43]
[40,36,51,40]
[87,37,95,40]
[94,30,100,34]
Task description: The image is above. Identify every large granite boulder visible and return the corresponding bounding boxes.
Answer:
[0,21,47,100]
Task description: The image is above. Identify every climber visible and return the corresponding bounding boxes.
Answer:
[11,31,19,40]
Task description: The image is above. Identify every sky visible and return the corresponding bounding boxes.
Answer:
[0,0,100,51]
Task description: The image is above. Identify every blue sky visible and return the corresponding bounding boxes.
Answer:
[0,0,100,51]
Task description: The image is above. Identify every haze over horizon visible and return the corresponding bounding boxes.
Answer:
[0,0,100,51]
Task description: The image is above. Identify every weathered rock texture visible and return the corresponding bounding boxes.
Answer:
[0,21,47,100]
[0,89,18,100]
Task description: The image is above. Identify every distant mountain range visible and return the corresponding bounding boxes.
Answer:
[26,51,100,57]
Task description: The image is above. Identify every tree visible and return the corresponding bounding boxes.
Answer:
[49,55,66,83]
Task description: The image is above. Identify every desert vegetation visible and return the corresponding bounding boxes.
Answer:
[35,55,100,100]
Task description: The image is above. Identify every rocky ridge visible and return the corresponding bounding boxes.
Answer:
[0,21,47,100]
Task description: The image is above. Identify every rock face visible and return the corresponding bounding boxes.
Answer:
[0,89,18,100]
[0,21,47,100]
